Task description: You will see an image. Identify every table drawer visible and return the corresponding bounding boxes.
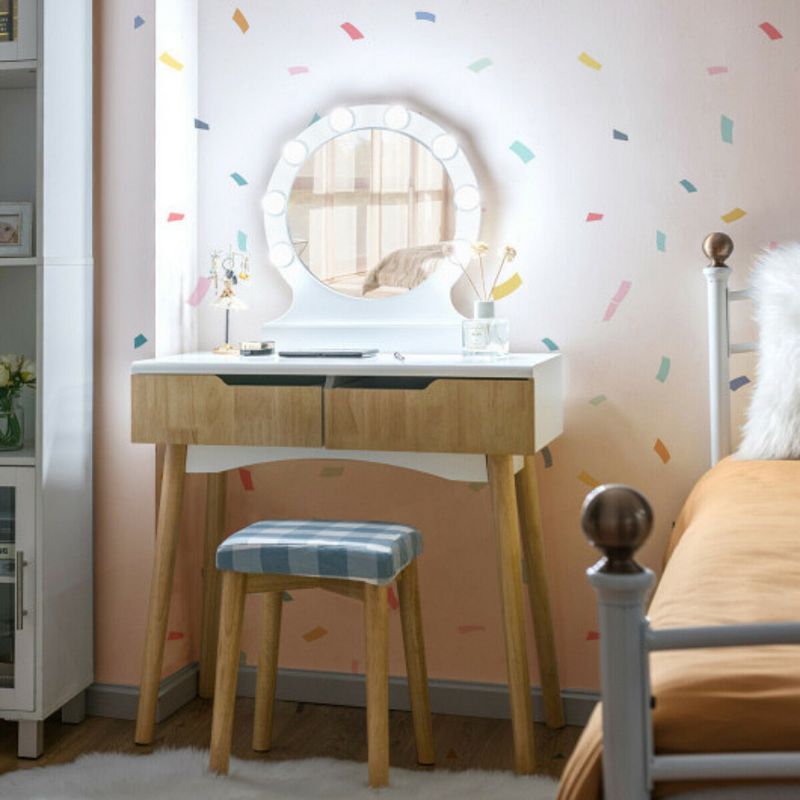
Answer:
[324,378,535,454]
[131,374,323,446]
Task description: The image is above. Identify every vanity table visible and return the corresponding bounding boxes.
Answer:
[131,351,564,774]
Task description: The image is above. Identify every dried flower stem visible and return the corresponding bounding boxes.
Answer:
[488,254,510,299]
[458,261,484,301]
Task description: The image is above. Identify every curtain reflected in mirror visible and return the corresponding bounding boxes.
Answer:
[288,129,455,299]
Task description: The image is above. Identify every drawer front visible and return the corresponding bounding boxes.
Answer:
[131,375,323,446]
[325,378,535,454]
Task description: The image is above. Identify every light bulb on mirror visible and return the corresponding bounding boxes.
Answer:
[384,105,410,130]
[270,242,295,268]
[454,185,481,211]
[432,134,459,161]
[263,191,287,216]
[329,106,355,133]
[282,140,308,166]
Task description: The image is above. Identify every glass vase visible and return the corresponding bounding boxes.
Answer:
[0,399,24,452]
[462,300,510,357]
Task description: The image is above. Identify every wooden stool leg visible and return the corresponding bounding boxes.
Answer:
[209,571,247,775]
[135,443,188,745]
[516,455,565,729]
[199,472,228,699]
[252,591,283,751]
[397,563,435,765]
[487,454,536,775]
[364,584,390,788]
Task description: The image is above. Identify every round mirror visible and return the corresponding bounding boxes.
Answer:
[287,129,455,299]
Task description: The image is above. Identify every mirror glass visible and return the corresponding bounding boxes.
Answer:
[287,129,455,299]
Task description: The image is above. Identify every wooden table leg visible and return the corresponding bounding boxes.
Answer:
[199,472,228,699]
[487,454,536,775]
[516,455,565,729]
[135,443,188,745]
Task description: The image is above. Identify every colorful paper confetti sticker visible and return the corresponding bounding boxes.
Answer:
[458,625,485,634]
[722,207,746,224]
[510,140,535,163]
[468,57,493,73]
[759,21,782,40]
[656,356,671,383]
[194,118,210,130]
[654,438,671,464]
[288,65,309,76]
[232,8,249,33]
[230,172,248,186]
[134,15,145,29]
[167,631,184,641]
[237,230,247,251]
[282,591,294,602]
[707,65,728,75]
[415,11,436,22]
[350,659,359,673]
[578,471,600,489]
[238,467,255,491]
[467,482,485,492]
[541,446,553,468]
[302,626,328,642]
[612,129,628,141]
[730,375,751,391]
[603,280,632,321]
[578,51,602,70]
[656,230,666,252]
[186,276,212,307]
[542,337,559,352]
[586,630,600,641]
[492,272,522,301]
[589,394,606,406]
[320,465,344,478]
[680,179,697,193]
[341,22,364,40]
[388,586,400,611]
[308,112,321,126]
[133,333,148,349]
[586,212,604,222]
[721,115,733,144]
[167,212,185,222]
[159,52,184,71]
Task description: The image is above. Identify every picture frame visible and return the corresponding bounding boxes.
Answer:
[0,0,36,62]
[0,202,33,257]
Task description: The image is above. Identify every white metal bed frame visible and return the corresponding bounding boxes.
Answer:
[582,234,800,799]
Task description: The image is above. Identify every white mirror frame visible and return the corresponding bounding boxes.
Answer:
[261,103,481,353]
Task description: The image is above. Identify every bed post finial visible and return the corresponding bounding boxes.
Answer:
[581,484,653,574]
[703,232,734,267]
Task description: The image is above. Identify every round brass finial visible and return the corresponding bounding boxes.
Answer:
[581,484,653,573]
[702,232,733,267]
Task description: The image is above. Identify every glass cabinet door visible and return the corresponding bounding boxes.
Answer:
[0,467,34,710]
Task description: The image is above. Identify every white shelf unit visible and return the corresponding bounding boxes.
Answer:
[0,0,93,758]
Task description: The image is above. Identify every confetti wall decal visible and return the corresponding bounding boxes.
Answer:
[167,212,185,222]
[458,625,486,634]
[302,625,328,642]
[492,272,522,300]
[680,179,697,193]
[134,15,145,29]
[542,337,559,351]
[589,394,606,406]
[415,11,436,22]
[654,438,671,464]
[721,207,746,223]
[288,66,309,76]
[612,129,628,141]
[707,65,728,75]
[656,230,666,252]
[467,482,485,491]
[656,356,671,383]
[133,333,148,349]
[578,51,602,70]
[603,280,632,321]
[230,172,248,186]
[468,57,493,73]
[586,212,604,222]
[350,659,359,673]
[237,230,247,251]
[308,112,321,126]
[578,471,600,488]
[282,591,294,602]
[541,446,553,468]
[186,277,212,307]
[509,140,535,163]
[320,465,344,477]
[721,115,733,144]
[759,21,783,40]
[341,22,364,40]
[194,118,210,130]
[232,8,250,33]
[388,586,400,610]
[730,375,751,391]
[159,52,184,71]
[167,631,184,641]
[238,467,255,491]
[586,630,600,641]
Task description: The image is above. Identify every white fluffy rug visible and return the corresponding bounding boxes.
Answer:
[0,748,558,799]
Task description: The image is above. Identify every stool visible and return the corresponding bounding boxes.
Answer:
[208,519,435,787]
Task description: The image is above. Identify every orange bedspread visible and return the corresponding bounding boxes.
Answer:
[558,457,800,799]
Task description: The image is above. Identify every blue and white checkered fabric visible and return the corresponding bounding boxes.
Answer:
[216,520,423,585]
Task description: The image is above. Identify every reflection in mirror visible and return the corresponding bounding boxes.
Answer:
[288,129,455,299]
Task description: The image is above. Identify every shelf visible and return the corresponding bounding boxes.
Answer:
[0,448,35,467]
[0,63,36,89]
[0,258,37,268]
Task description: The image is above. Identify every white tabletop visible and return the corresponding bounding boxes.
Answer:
[131,351,561,379]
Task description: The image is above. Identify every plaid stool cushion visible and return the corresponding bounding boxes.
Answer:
[216,520,423,585]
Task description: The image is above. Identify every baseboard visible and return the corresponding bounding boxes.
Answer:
[87,663,598,727]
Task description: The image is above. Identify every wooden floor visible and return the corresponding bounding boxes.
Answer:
[0,697,582,779]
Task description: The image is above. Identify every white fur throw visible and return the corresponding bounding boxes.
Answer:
[361,242,452,295]
[737,243,800,459]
